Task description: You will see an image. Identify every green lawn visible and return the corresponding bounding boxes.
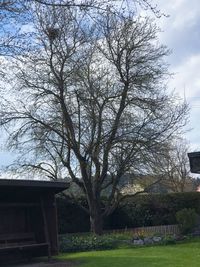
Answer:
[58,240,200,267]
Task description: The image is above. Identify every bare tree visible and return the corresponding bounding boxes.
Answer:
[0,4,188,234]
[33,0,159,13]
[146,138,192,192]
[162,139,192,192]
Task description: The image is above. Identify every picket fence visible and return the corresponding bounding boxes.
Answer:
[107,224,180,236]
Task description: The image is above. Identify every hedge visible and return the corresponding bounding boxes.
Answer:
[110,192,200,229]
[56,192,200,234]
[57,197,90,234]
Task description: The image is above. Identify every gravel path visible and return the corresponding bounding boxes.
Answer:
[5,259,77,267]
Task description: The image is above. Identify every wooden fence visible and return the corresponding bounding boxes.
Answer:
[106,224,180,236]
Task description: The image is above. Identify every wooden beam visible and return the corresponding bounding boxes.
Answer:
[40,197,51,260]
[0,203,40,208]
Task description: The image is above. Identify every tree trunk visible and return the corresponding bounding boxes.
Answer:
[89,200,103,235]
[90,213,103,235]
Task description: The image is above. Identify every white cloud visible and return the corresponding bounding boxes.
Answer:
[148,0,200,149]
[169,54,200,99]
[153,0,200,67]
[162,0,200,29]
[168,54,200,150]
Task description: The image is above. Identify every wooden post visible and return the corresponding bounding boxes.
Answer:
[40,197,51,261]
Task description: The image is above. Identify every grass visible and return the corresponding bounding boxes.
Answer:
[58,238,200,267]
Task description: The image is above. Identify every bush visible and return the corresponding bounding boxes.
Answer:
[59,233,130,252]
[176,208,198,234]
[162,235,177,245]
[110,192,200,229]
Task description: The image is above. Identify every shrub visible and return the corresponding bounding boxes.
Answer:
[110,192,200,229]
[59,233,130,252]
[176,208,198,234]
[162,235,177,245]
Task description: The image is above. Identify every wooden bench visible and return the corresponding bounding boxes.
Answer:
[0,232,49,255]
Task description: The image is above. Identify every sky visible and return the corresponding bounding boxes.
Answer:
[154,0,200,151]
[0,0,200,169]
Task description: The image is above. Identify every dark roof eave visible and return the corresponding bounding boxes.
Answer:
[0,179,69,194]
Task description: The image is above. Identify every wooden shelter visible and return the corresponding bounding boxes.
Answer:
[188,152,200,174]
[0,179,68,263]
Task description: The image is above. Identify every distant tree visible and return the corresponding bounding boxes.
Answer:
[0,3,188,234]
[146,138,192,193]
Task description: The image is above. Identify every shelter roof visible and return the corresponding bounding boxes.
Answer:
[0,179,69,198]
